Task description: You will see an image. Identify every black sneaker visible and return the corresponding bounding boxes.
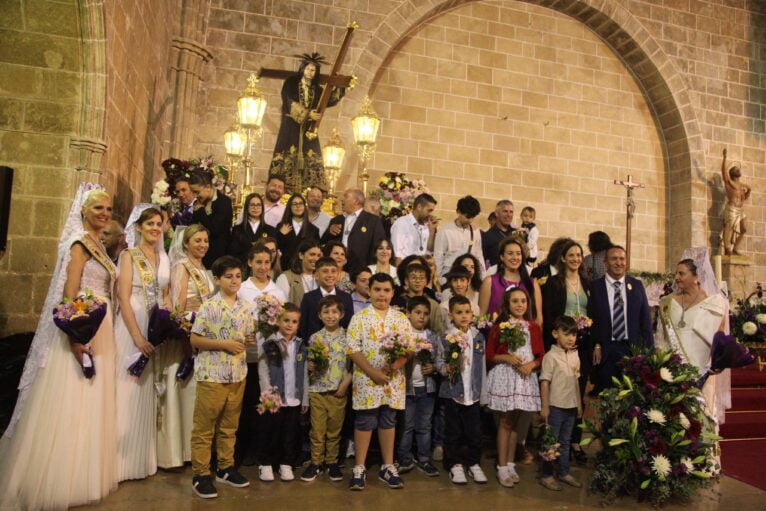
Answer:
[396,459,415,473]
[327,463,344,481]
[378,465,404,489]
[349,465,366,491]
[416,460,440,477]
[300,464,322,482]
[215,466,250,488]
[192,475,218,499]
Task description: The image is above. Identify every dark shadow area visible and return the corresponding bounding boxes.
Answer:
[747,1,766,134]
[0,332,33,435]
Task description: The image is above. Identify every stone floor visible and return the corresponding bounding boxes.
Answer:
[76,460,765,511]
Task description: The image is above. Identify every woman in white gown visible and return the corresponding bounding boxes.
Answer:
[0,184,119,510]
[657,253,728,421]
[156,224,214,468]
[114,205,171,481]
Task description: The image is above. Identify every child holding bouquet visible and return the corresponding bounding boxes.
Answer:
[347,273,412,491]
[435,295,488,485]
[189,256,256,499]
[256,303,308,483]
[486,287,544,488]
[301,295,352,482]
[539,316,582,491]
[397,296,440,477]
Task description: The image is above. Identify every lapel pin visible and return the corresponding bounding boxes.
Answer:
[627,283,633,291]
[361,226,367,233]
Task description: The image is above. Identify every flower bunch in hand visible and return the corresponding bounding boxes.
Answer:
[445,332,471,382]
[497,318,528,352]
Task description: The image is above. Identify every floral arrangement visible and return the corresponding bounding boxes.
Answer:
[497,318,528,352]
[173,310,196,381]
[580,348,720,507]
[128,305,177,377]
[307,336,330,376]
[52,290,107,379]
[445,331,471,382]
[474,313,496,330]
[415,339,434,364]
[380,331,415,365]
[151,179,172,207]
[254,294,284,339]
[373,172,430,221]
[730,283,766,348]
[155,157,236,220]
[539,426,561,462]
[572,313,593,348]
[257,386,284,415]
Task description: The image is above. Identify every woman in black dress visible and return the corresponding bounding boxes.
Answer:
[277,193,319,270]
[229,193,277,267]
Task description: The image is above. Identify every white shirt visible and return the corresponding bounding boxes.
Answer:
[390,212,430,260]
[238,278,288,362]
[320,287,336,297]
[456,327,477,405]
[342,207,363,246]
[411,330,427,387]
[263,202,285,227]
[368,263,399,285]
[283,337,300,407]
[292,219,303,236]
[310,211,331,237]
[275,272,316,299]
[248,219,261,234]
[605,273,628,340]
[433,220,486,280]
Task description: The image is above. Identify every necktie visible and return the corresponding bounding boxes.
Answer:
[612,281,626,341]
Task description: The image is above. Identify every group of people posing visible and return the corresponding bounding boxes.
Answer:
[0,171,728,509]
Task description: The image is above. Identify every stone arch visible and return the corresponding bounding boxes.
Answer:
[343,0,706,266]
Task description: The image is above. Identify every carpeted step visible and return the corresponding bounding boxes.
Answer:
[731,366,766,387]
[721,439,766,491]
[731,388,766,411]
[720,411,766,439]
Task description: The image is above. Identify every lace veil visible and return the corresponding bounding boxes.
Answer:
[5,183,105,437]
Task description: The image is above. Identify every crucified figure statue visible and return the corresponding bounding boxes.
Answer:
[720,148,751,256]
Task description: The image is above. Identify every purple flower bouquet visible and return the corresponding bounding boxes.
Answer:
[52,290,107,379]
[697,331,755,388]
[127,305,176,377]
[174,310,196,381]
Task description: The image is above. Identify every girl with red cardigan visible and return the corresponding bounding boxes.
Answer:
[485,287,544,488]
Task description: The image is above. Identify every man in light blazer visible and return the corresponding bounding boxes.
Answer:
[587,245,653,392]
[321,189,386,274]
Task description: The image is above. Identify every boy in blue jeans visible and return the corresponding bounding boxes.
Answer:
[539,316,582,491]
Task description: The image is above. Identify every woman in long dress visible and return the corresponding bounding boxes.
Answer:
[0,185,119,510]
[114,205,171,481]
[156,224,214,469]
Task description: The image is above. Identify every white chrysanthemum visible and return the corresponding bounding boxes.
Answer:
[743,321,758,335]
[678,412,690,430]
[680,457,694,473]
[660,367,674,382]
[652,455,672,477]
[155,180,169,191]
[756,313,766,325]
[645,409,667,425]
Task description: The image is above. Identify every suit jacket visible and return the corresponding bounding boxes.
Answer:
[541,274,591,351]
[191,193,232,269]
[298,288,354,342]
[229,220,278,266]
[321,211,386,273]
[587,275,653,351]
[277,221,320,270]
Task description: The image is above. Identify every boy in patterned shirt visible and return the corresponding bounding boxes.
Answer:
[301,295,352,483]
[189,256,256,499]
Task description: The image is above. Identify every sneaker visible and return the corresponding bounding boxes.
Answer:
[192,475,218,499]
[258,465,274,482]
[416,460,440,477]
[279,464,295,481]
[345,440,356,459]
[449,464,467,485]
[396,459,415,474]
[215,467,250,488]
[540,476,562,491]
[496,465,514,488]
[349,464,366,491]
[300,464,322,482]
[378,464,404,489]
[467,464,488,484]
[507,462,520,483]
[432,445,444,461]
[327,463,344,481]
[559,474,582,488]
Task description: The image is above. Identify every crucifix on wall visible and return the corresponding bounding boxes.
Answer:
[256,22,358,192]
[614,174,645,271]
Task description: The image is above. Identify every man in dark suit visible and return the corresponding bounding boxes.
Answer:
[481,200,515,269]
[321,188,385,274]
[189,171,232,269]
[588,245,653,391]
[299,257,354,341]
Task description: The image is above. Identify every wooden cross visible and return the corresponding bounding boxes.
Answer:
[257,21,358,140]
[614,174,645,271]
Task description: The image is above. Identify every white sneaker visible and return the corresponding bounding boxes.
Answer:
[279,464,295,481]
[496,465,514,488]
[258,465,274,482]
[507,462,520,483]
[345,440,356,459]
[467,464,488,484]
[449,464,467,485]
